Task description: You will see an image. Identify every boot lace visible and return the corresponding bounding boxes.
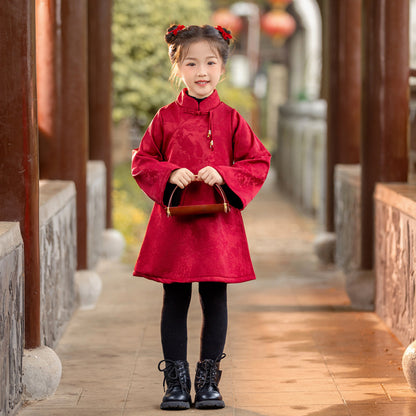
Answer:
[158,359,189,392]
[196,353,226,390]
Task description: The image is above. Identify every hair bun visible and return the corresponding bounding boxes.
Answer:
[215,25,232,44]
[165,24,185,44]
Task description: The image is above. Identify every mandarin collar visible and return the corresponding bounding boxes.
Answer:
[176,88,221,113]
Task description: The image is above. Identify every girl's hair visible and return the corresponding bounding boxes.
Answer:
[165,24,232,80]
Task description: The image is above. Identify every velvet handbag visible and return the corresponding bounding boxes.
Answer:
[165,183,230,217]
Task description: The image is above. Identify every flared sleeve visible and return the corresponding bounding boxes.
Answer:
[131,110,180,205]
[216,110,271,209]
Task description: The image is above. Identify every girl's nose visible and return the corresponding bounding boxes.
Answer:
[197,66,207,76]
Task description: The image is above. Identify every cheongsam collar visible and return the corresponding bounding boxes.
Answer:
[176,88,221,113]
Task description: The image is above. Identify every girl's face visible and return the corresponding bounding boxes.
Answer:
[177,40,225,99]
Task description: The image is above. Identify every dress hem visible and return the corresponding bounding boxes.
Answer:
[132,272,256,284]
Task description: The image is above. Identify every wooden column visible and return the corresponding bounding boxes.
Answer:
[361,0,409,269]
[325,0,362,232]
[88,0,113,228]
[36,0,89,269]
[36,0,62,174]
[0,1,41,349]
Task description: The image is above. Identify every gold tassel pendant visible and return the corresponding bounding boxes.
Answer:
[208,129,213,150]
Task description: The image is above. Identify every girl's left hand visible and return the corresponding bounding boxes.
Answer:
[197,166,224,186]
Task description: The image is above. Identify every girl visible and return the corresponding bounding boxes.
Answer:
[131,24,271,410]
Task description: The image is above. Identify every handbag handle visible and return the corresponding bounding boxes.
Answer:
[166,183,230,217]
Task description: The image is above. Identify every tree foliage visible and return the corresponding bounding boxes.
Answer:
[112,0,211,126]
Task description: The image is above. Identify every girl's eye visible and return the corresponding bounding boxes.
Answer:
[186,63,196,67]
[208,61,216,65]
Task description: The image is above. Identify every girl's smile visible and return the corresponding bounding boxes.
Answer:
[178,40,224,99]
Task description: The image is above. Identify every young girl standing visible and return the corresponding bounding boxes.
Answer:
[131,24,271,410]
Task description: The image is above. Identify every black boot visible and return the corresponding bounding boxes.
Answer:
[158,359,192,410]
[194,353,226,409]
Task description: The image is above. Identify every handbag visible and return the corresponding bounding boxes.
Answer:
[166,183,230,217]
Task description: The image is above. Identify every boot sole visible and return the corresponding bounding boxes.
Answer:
[195,400,225,409]
[160,400,191,410]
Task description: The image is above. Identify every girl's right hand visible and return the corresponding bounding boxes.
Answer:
[169,168,196,189]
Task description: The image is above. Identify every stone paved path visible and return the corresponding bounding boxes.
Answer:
[18,175,416,415]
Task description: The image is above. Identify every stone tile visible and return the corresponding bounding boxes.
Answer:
[234,390,344,407]
[379,389,416,403]
[123,406,235,416]
[19,394,79,409]
[340,388,389,403]
[76,392,126,409]
[329,364,404,379]
[234,404,350,416]
[235,378,338,393]
[231,367,332,381]
[348,403,416,415]
[123,392,165,410]
[382,380,416,392]
[334,377,405,389]
[18,408,122,416]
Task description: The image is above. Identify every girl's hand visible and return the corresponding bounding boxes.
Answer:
[169,168,196,189]
[197,166,224,186]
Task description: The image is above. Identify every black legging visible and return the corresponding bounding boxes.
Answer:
[161,282,228,361]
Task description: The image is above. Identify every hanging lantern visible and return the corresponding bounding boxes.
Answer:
[212,8,243,35]
[261,8,296,41]
[261,0,295,43]
[269,0,293,7]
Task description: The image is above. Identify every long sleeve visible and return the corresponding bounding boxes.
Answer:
[216,111,271,209]
[131,111,180,206]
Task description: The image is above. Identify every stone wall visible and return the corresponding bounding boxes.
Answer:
[277,100,327,223]
[375,183,416,346]
[0,222,24,416]
[87,161,106,270]
[334,165,362,273]
[39,180,77,349]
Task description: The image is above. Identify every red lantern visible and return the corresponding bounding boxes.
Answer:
[269,0,293,7]
[261,9,296,40]
[212,8,243,35]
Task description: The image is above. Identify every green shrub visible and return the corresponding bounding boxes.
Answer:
[112,162,152,263]
[112,0,211,127]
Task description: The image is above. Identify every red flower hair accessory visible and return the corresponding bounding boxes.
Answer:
[215,25,232,41]
[169,25,185,36]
